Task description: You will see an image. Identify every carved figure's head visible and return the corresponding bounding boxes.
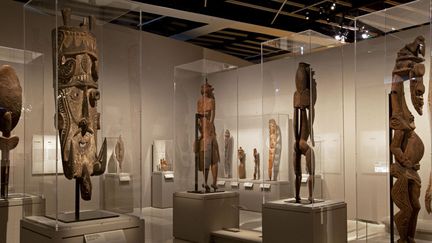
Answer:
[53,9,106,200]
[0,65,22,138]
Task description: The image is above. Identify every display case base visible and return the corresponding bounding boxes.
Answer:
[262,199,346,243]
[20,213,144,243]
[103,173,134,213]
[0,193,44,243]
[211,229,262,243]
[238,179,289,212]
[151,171,174,208]
[173,191,239,243]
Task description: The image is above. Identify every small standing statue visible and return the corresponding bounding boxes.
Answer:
[238,147,246,179]
[159,159,169,171]
[224,129,233,178]
[293,62,317,203]
[195,80,220,193]
[53,9,107,201]
[268,119,281,181]
[0,65,22,198]
[253,148,260,180]
[115,135,125,172]
[390,36,426,242]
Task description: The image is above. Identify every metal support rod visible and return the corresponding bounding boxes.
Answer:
[194,113,199,192]
[75,180,80,221]
[388,93,394,243]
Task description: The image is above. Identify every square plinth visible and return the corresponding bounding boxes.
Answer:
[20,212,144,243]
[152,171,174,208]
[173,191,239,243]
[262,199,347,243]
[0,193,44,243]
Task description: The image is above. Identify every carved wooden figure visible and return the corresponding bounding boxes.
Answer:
[53,9,107,201]
[115,135,125,171]
[390,36,425,243]
[224,129,233,178]
[195,80,220,192]
[238,147,246,179]
[268,118,282,181]
[293,62,317,203]
[0,65,22,198]
[253,148,260,180]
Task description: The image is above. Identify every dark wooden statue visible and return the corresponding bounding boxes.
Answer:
[195,80,220,192]
[53,9,107,201]
[293,62,316,203]
[390,36,425,243]
[0,65,22,198]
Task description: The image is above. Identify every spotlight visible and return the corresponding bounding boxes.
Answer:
[331,3,336,10]
[335,34,341,41]
[305,11,309,20]
[361,33,369,39]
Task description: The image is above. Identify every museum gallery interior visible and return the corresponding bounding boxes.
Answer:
[3,0,432,242]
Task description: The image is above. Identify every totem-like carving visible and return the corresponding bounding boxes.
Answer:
[238,147,246,179]
[390,36,425,242]
[224,129,233,178]
[268,119,281,181]
[293,62,316,203]
[195,81,220,192]
[53,9,107,201]
[0,65,22,198]
[253,148,260,180]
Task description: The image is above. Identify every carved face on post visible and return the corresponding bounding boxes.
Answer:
[53,9,106,200]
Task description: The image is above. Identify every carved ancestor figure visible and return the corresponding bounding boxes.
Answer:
[0,65,22,198]
[238,147,246,179]
[159,159,169,172]
[115,135,124,171]
[53,9,107,201]
[253,148,260,180]
[293,62,317,203]
[390,36,426,243]
[268,119,281,181]
[224,129,233,178]
[195,81,220,192]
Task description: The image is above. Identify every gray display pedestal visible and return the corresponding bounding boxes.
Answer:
[262,199,347,243]
[151,171,174,208]
[239,180,289,212]
[20,213,144,243]
[103,173,133,213]
[211,229,262,243]
[173,191,239,243]
[0,193,44,243]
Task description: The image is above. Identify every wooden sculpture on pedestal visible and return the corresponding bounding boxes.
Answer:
[390,36,425,243]
[53,9,107,202]
[195,80,220,193]
[224,129,233,178]
[0,65,22,198]
[238,147,246,179]
[268,119,281,181]
[253,148,260,180]
[293,62,316,203]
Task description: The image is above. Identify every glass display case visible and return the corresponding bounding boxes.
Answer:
[355,0,432,242]
[21,0,144,241]
[261,31,346,204]
[259,31,347,242]
[173,58,238,193]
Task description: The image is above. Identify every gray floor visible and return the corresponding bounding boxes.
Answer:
[138,207,431,243]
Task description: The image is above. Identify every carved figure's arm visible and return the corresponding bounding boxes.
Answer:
[426,171,432,214]
[390,129,411,168]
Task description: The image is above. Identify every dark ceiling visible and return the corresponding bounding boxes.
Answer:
[18,0,418,63]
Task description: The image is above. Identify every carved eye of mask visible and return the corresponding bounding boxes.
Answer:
[59,56,75,81]
[69,88,82,102]
[89,90,100,107]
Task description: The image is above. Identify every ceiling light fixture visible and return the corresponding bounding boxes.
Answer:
[331,2,336,10]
